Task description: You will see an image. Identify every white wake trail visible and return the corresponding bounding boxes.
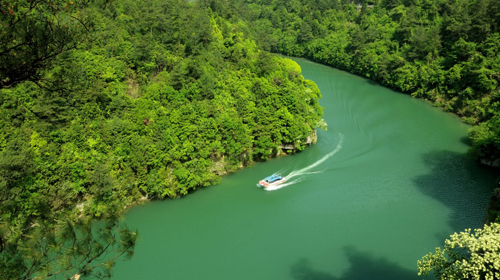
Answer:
[265,178,303,191]
[265,133,344,191]
[285,133,344,181]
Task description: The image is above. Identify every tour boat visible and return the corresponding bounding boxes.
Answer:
[258,174,286,187]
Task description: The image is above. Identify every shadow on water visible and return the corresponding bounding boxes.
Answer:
[290,247,421,280]
[459,136,472,146]
[413,150,497,232]
[365,79,380,87]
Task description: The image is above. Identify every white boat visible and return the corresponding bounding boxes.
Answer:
[258,175,286,187]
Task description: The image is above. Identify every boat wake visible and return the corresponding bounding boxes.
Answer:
[265,133,344,191]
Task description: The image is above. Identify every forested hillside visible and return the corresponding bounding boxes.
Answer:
[0,0,323,277]
[225,0,500,164]
[2,0,499,278]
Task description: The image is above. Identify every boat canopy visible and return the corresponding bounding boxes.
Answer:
[264,174,282,183]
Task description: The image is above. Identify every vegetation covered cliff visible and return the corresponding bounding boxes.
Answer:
[0,0,323,277]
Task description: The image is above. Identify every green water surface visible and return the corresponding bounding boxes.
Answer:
[111,58,497,279]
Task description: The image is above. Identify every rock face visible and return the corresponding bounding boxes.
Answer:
[210,156,228,176]
[305,130,318,145]
[480,158,500,168]
[280,144,296,150]
[278,129,317,154]
[208,130,317,175]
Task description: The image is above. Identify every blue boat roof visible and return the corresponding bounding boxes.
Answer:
[264,174,282,182]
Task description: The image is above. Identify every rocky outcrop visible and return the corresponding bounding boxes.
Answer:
[279,144,296,150]
[305,129,318,145]
[210,156,228,176]
[278,129,317,154]
[481,158,500,168]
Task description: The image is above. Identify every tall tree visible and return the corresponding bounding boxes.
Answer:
[0,217,137,280]
[0,0,93,88]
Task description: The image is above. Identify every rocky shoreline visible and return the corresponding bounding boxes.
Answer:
[127,129,318,206]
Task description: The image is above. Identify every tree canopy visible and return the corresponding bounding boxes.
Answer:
[0,0,94,88]
[418,223,500,280]
[0,0,324,277]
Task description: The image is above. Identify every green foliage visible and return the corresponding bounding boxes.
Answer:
[0,217,137,280]
[418,223,500,280]
[0,0,324,277]
[468,115,500,162]
[0,0,94,88]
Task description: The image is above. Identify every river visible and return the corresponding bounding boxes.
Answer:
[111,58,497,279]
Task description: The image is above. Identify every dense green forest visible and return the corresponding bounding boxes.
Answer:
[219,0,500,164]
[2,0,500,278]
[0,0,323,278]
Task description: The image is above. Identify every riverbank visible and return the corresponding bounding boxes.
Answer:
[132,129,319,205]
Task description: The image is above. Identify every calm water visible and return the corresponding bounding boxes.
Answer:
[111,58,497,279]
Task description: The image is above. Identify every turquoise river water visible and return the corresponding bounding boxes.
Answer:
[111,58,497,279]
